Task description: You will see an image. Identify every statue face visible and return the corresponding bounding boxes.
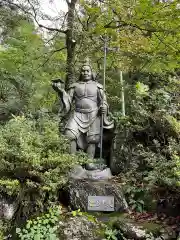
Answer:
[81,65,92,81]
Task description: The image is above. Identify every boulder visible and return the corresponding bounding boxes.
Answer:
[60,179,129,212]
[112,218,177,240]
[113,220,151,239]
[58,215,104,240]
[0,194,16,220]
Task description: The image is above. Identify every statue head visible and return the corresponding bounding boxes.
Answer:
[79,58,95,82]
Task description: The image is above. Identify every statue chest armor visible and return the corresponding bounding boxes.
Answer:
[74,81,99,112]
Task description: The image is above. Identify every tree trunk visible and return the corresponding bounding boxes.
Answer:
[65,0,77,89]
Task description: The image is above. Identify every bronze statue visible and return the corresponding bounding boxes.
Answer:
[52,59,114,171]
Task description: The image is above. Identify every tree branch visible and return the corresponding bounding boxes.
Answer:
[107,8,178,34]
[2,0,67,34]
[66,0,70,7]
[75,8,87,31]
[36,47,67,70]
[37,23,67,33]
[153,33,179,53]
[104,19,177,34]
[27,0,67,33]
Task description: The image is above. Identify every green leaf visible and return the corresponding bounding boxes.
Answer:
[43,219,49,224]
[137,204,143,213]
[26,223,31,229]
[16,228,21,234]
[72,211,76,217]
[48,233,58,240]
[34,234,41,240]
[138,200,144,205]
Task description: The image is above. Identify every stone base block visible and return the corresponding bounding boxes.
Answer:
[60,179,129,212]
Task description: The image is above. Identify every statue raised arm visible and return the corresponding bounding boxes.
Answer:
[52,79,74,114]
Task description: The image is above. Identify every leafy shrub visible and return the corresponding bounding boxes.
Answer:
[112,74,180,211]
[0,114,88,222]
[121,139,180,212]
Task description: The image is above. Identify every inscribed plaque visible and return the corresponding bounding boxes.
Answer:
[88,196,114,211]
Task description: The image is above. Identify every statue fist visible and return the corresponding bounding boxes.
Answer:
[100,104,107,114]
[52,82,60,88]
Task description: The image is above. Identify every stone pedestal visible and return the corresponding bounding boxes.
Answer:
[69,165,112,180]
[60,179,129,212]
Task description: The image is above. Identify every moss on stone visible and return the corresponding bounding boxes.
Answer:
[140,221,162,235]
[93,212,163,237]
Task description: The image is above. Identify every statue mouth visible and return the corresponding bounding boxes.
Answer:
[84,75,90,79]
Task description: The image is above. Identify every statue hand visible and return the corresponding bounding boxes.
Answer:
[100,104,107,115]
[52,82,64,93]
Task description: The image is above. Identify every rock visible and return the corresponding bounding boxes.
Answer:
[86,168,112,180]
[60,179,129,212]
[58,215,104,240]
[159,228,177,240]
[69,165,112,180]
[0,195,16,220]
[113,219,148,239]
[113,217,177,240]
[69,165,88,179]
[156,196,180,218]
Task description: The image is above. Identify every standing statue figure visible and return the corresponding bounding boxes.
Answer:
[52,58,114,171]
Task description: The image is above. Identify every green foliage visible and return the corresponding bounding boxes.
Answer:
[16,205,61,240]
[0,220,7,240]
[0,7,67,121]
[112,72,180,211]
[71,210,98,223]
[71,209,83,217]
[79,0,180,75]
[104,228,118,240]
[119,137,180,211]
[125,185,145,213]
[0,114,88,220]
[0,18,47,118]
[104,228,122,240]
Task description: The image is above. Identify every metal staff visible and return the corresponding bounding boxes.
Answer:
[100,35,107,161]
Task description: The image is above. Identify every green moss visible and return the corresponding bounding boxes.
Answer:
[80,212,164,238]
[94,224,107,239]
[95,212,163,236]
[0,231,4,240]
[90,211,129,219]
[140,222,162,235]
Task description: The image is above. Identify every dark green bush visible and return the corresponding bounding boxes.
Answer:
[111,74,180,211]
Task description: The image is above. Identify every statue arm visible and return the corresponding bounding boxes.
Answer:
[52,81,75,114]
[97,84,109,110]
